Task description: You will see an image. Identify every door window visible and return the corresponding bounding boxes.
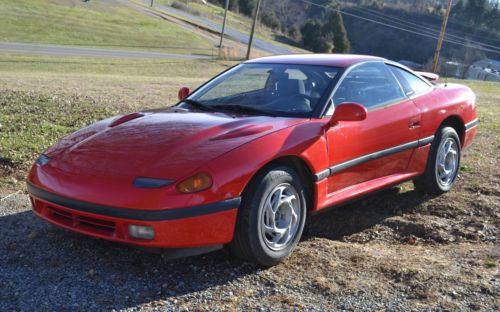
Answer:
[332,62,405,110]
[388,65,432,96]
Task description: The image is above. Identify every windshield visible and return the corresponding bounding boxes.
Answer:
[181,63,340,117]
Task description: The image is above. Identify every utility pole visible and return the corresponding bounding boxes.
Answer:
[219,0,230,51]
[432,0,452,73]
[246,0,262,60]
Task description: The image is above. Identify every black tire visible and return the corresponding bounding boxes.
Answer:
[230,165,307,266]
[413,126,461,195]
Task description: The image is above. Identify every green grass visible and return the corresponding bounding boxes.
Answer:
[0,91,118,166]
[0,0,213,54]
[483,259,496,268]
[449,79,500,133]
[0,53,233,76]
[151,0,308,53]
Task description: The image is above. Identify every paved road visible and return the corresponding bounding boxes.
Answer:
[141,0,294,55]
[0,42,212,59]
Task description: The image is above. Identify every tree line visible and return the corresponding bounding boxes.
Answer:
[206,0,499,66]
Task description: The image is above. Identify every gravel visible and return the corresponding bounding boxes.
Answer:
[0,183,498,311]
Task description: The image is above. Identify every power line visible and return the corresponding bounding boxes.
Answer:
[349,5,500,46]
[347,6,500,51]
[358,5,500,39]
[296,0,500,55]
[351,2,500,39]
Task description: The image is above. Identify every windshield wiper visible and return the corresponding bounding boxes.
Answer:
[182,99,214,111]
[212,104,276,117]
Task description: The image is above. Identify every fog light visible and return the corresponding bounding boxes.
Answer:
[128,225,155,240]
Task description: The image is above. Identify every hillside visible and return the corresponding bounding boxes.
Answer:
[203,0,500,66]
[0,0,214,54]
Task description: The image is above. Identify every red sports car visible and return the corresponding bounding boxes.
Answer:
[28,54,478,266]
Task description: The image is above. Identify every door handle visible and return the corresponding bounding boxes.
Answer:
[408,119,421,129]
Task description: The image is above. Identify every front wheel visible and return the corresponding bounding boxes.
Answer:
[413,126,461,194]
[230,165,307,266]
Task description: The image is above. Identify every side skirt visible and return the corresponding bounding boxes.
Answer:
[313,171,421,213]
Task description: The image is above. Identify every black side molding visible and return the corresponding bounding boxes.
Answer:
[465,118,479,131]
[313,135,435,181]
[27,182,240,221]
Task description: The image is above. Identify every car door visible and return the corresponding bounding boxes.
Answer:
[324,62,421,194]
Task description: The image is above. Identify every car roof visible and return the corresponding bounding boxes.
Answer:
[245,54,386,68]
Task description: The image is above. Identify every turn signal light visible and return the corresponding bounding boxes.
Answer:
[176,172,213,193]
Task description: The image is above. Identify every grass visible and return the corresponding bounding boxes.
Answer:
[155,0,275,38]
[449,79,500,133]
[150,0,308,53]
[483,259,496,268]
[0,53,233,77]
[0,91,118,166]
[0,0,213,54]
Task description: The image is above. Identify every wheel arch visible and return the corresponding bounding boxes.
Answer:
[439,115,465,146]
[243,155,316,212]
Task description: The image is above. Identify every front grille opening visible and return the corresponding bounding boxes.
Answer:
[49,207,73,223]
[78,215,116,233]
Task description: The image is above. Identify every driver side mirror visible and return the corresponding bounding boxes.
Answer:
[178,87,190,101]
[329,102,367,125]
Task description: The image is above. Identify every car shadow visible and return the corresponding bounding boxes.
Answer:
[0,187,431,310]
[304,186,432,241]
[0,206,261,311]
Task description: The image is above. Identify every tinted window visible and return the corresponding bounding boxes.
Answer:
[389,65,431,96]
[187,63,340,117]
[332,62,405,110]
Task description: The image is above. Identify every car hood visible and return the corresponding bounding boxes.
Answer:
[44,107,304,180]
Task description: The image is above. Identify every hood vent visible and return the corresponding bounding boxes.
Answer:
[109,112,144,127]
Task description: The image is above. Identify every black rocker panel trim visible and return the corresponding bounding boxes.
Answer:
[313,135,435,181]
[465,118,479,131]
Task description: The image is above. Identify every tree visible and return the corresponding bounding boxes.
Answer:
[451,0,465,20]
[238,0,256,16]
[307,0,334,19]
[465,0,488,25]
[261,11,280,30]
[300,20,332,53]
[324,10,351,53]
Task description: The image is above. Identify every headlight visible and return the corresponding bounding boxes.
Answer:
[176,172,213,193]
[36,154,51,166]
[133,177,174,189]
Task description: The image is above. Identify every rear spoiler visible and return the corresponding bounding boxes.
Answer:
[416,71,439,82]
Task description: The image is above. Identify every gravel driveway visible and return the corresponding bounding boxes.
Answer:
[1,183,498,311]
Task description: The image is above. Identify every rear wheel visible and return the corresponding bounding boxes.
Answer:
[413,126,461,195]
[230,165,307,266]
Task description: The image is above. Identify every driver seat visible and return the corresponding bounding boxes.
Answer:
[275,78,305,96]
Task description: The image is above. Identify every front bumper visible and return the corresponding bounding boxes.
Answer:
[28,182,240,248]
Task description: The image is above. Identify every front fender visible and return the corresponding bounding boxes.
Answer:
[206,120,329,199]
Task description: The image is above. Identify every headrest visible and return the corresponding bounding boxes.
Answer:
[276,78,305,96]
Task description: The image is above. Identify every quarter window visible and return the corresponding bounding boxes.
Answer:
[332,62,405,110]
[388,65,431,96]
